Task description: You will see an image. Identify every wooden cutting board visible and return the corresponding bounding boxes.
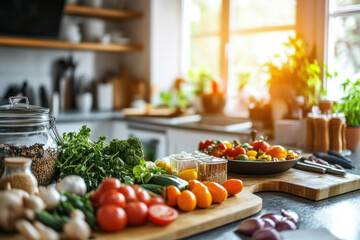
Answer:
[94,189,262,240]
[232,168,360,201]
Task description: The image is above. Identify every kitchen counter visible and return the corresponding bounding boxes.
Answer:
[185,149,360,240]
[56,111,256,135]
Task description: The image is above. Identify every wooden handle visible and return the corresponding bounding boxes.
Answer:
[250,130,257,142]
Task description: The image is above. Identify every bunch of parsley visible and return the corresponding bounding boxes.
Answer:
[56,125,165,191]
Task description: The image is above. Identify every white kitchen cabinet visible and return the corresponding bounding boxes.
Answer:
[167,128,250,154]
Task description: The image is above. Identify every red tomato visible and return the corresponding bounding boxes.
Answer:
[149,197,165,206]
[124,201,148,226]
[217,143,227,150]
[131,185,143,194]
[99,178,121,193]
[91,189,102,203]
[250,140,270,152]
[96,204,127,232]
[234,146,246,156]
[199,141,206,150]
[211,149,222,158]
[199,139,214,151]
[148,204,178,226]
[205,139,214,147]
[137,190,151,205]
[118,186,137,202]
[99,190,126,208]
[225,148,237,157]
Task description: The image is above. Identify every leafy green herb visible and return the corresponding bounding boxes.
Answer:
[334,78,360,126]
[56,125,165,191]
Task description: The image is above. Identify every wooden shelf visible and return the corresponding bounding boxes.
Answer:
[65,4,142,20]
[0,37,142,52]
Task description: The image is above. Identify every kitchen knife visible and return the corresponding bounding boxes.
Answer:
[294,162,326,174]
[303,160,346,176]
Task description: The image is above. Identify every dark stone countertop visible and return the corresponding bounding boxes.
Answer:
[185,150,360,240]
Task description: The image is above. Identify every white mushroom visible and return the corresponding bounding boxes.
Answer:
[33,221,60,240]
[15,219,40,240]
[0,191,24,232]
[63,209,91,240]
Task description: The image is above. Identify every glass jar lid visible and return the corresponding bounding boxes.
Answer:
[0,96,50,126]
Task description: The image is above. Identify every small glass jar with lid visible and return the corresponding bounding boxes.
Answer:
[170,152,198,176]
[0,97,62,185]
[198,157,228,184]
[0,157,38,195]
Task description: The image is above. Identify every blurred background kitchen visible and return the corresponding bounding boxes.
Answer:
[0,0,359,160]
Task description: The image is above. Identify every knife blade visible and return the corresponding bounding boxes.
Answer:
[303,160,346,176]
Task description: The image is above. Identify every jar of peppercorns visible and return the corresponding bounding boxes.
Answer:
[0,97,62,185]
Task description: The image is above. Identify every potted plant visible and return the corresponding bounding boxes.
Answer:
[188,67,226,114]
[334,78,360,151]
[264,35,322,117]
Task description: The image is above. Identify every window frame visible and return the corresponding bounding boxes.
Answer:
[182,0,298,94]
[325,1,360,92]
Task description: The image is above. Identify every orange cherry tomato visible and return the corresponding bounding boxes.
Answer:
[203,182,228,204]
[188,180,205,191]
[222,179,243,195]
[190,185,212,209]
[250,140,270,152]
[177,190,197,212]
[162,186,181,207]
[266,145,286,159]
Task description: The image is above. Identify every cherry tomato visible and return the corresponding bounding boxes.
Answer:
[191,185,212,209]
[162,186,181,207]
[99,190,126,208]
[211,149,223,158]
[137,190,151,205]
[118,186,137,202]
[217,143,227,150]
[188,180,204,191]
[99,177,121,193]
[91,189,102,203]
[203,182,228,204]
[205,139,214,147]
[250,140,270,153]
[177,190,197,212]
[149,197,165,206]
[124,201,148,226]
[222,179,243,195]
[148,204,178,226]
[199,141,206,150]
[96,204,127,232]
[266,145,287,159]
[199,139,214,150]
[225,148,236,157]
[234,146,246,156]
[131,185,144,194]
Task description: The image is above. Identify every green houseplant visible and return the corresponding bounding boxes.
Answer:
[335,78,360,151]
[265,35,322,110]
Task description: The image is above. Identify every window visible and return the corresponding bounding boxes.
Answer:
[327,0,360,100]
[183,0,296,112]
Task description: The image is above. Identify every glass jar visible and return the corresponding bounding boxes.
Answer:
[198,157,227,184]
[0,97,62,185]
[0,157,38,194]
[170,152,198,176]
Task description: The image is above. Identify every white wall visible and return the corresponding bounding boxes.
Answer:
[0,47,95,105]
[150,0,182,105]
